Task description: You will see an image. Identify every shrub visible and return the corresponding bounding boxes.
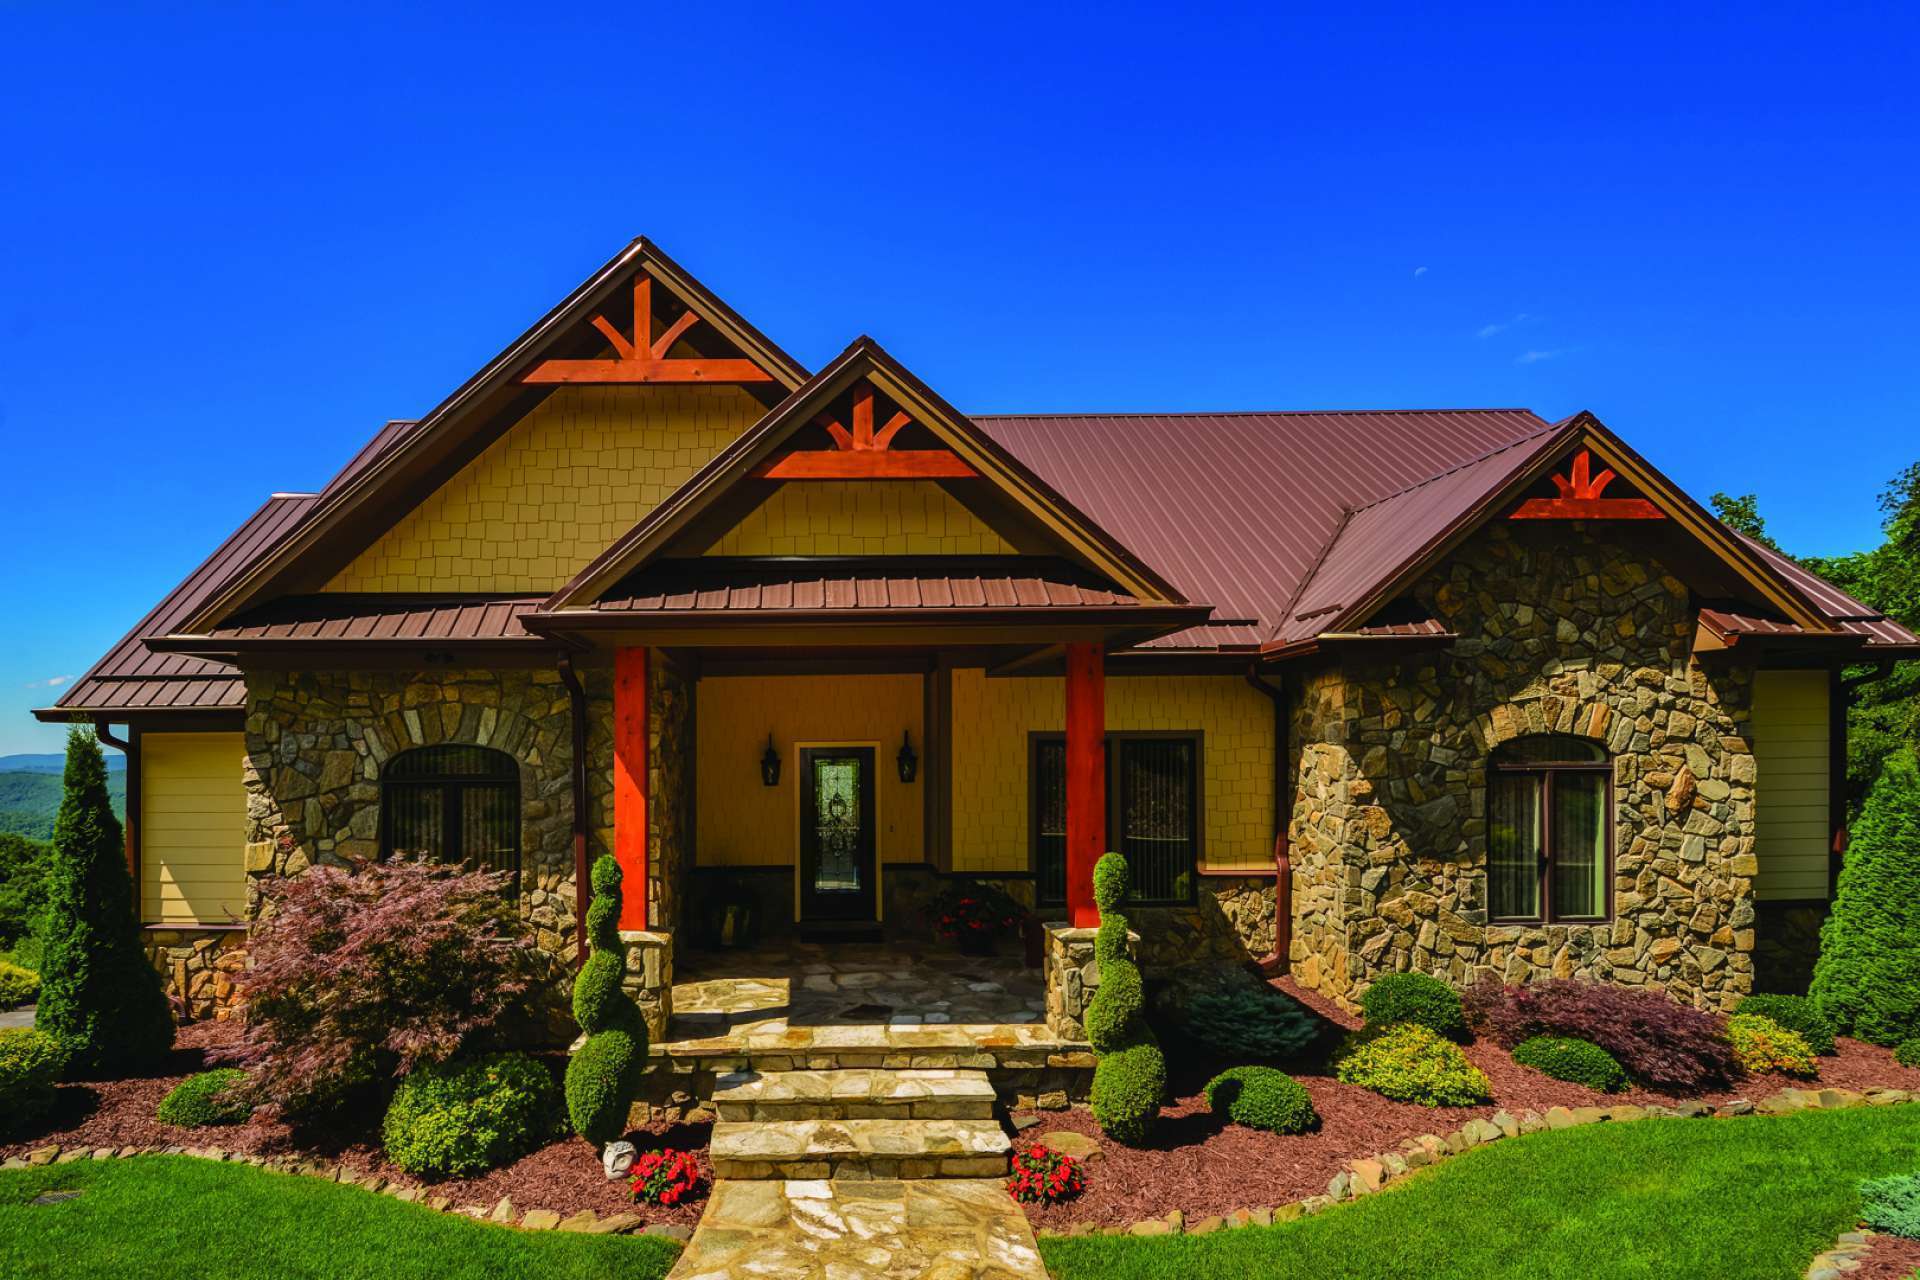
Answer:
[1006,1144,1087,1204]
[1360,972,1467,1040]
[1203,1066,1319,1134]
[1858,1172,1920,1239]
[226,854,541,1118]
[1510,1035,1628,1092]
[565,856,647,1145]
[383,1053,561,1178]
[0,960,39,1009]
[1335,1023,1491,1106]
[0,832,50,952]
[35,729,173,1077]
[629,1149,701,1207]
[1464,977,1740,1093]
[1727,1014,1819,1079]
[925,882,1027,948]
[157,1068,253,1127]
[1163,970,1322,1063]
[1735,993,1837,1055]
[0,1027,67,1134]
[1085,852,1165,1145]
[1812,750,1920,1046]
[1895,1038,1920,1069]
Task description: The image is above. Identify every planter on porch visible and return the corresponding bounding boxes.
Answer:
[618,929,674,1042]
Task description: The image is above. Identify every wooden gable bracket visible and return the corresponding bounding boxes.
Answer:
[1510,448,1665,520]
[748,381,979,480]
[522,272,777,385]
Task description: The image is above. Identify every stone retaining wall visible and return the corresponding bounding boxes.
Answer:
[143,928,246,1021]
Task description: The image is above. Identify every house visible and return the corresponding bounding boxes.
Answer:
[38,239,1916,1037]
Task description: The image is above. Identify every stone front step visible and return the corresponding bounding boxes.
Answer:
[711,1069,997,1122]
[709,1118,1012,1181]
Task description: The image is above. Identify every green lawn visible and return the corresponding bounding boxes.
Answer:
[0,1155,680,1280]
[1041,1106,1920,1280]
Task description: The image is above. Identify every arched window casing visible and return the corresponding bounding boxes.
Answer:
[381,744,521,892]
[1487,734,1611,923]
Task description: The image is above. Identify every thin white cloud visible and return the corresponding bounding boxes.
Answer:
[1412,266,1428,278]
[1477,312,1538,340]
[1515,348,1567,365]
[23,675,73,689]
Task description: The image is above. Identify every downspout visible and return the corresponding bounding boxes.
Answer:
[556,653,591,970]
[1245,666,1291,976]
[92,718,138,909]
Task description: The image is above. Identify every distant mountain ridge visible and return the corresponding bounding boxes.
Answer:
[0,768,129,841]
[0,753,128,774]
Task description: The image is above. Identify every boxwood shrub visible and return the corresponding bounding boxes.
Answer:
[1335,1022,1490,1107]
[382,1052,562,1178]
[1895,1038,1920,1069]
[0,1027,67,1134]
[1086,852,1164,1146]
[1510,1035,1628,1092]
[1203,1066,1319,1134]
[157,1068,253,1127]
[1735,993,1837,1055]
[1360,972,1467,1040]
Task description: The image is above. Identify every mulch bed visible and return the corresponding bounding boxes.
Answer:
[0,1023,712,1228]
[1856,1233,1920,1280]
[1012,978,1920,1230]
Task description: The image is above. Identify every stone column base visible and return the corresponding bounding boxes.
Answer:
[143,928,248,1022]
[618,929,674,1042]
[1043,921,1137,1042]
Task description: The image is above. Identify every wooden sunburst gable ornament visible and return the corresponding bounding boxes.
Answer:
[748,381,978,480]
[1511,448,1664,520]
[522,272,776,385]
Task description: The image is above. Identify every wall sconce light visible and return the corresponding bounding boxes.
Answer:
[760,734,781,787]
[896,730,918,784]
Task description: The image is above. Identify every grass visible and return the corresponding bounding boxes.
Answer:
[1041,1106,1920,1280]
[0,1155,681,1280]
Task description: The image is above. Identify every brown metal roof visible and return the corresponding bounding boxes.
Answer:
[173,594,549,648]
[589,559,1139,614]
[1732,535,1920,649]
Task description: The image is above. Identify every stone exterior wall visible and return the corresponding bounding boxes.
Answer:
[144,927,246,1021]
[1288,522,1759,1011]
[1132,876,1275,975]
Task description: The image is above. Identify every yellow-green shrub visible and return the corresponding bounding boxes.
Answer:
[1335,1023,1490,1106]
[1728,1013,1818,1078]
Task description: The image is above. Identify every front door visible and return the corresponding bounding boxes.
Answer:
[799,747,878,923]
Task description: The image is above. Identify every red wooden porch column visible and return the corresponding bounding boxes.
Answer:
[613,646,649,930]
[1064,641,1106,928]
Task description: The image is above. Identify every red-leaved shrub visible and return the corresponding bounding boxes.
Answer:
[223,856,543,1117]
[1463,978,1740,1094]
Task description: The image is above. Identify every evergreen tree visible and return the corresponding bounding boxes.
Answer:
[35,728,173,1075]
[1810,749,1920,1045]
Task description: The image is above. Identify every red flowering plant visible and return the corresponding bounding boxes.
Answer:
[926,882,1027,952]
[629,1149,702,1207]
[1005,1143,1086,1204]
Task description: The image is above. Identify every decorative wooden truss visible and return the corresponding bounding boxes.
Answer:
[522,273,776,385]
[1511,449,1664,520]
[748,382,978,480]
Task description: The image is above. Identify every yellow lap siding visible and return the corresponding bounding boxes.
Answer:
[140,732,248,925]
[1752,670,1832,901]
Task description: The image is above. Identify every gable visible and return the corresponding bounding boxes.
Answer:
[695,481,1021,558]
[326,385,766,593]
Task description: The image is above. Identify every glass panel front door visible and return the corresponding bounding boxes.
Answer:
[799,747,877,922]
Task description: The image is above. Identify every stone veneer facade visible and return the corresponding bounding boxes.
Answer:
[1288,522,1760,1012]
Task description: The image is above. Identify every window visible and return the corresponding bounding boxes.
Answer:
[1032,733,1200,906]
[1487,735,1610,922]
[381,745,521,891]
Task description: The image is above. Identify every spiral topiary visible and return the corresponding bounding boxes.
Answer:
[563,856,648,1146]
[1085,852,1164,1145]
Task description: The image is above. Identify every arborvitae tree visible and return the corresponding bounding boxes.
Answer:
[36,727,173,1076]
[1811,749,1920,1045]
[1085,851,1165,1145]
[563,856,647,1146]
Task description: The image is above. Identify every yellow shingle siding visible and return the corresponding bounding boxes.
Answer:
[326,385,765,592]
[140,732,248,925]
[1752,669,1832,901]
[948,670,1274,874]
[701,482,1016,557]
[694,674,924,868]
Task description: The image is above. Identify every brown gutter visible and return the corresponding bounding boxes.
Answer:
[92,718,139,910]
[555,652,591,970]
[1243,667,1291,976]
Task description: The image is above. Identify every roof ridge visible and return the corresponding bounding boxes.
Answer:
[1343,420,1568,516]
[969,407,1544,420]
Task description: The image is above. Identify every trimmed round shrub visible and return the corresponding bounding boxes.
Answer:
[157,1068,253,1127]
[1335,1022,1490,1107]
[1728,1013,1818,1079]
[1735,993,1837,1055]
[1859,1172,1920,1239]
[1359,972,1467,1040]
[1510,1035,1628,1092]
[1811,750,1920,1046]
[383,1053,562,1178]
[565,857,648,1146]
[1090,1039,1165,1146]
[1085,852,1164,1146]
[0,1027,67,1134]
[1895,1038,1920,1069]
[1203,1066,1319,1134]
[0,960,38,1009]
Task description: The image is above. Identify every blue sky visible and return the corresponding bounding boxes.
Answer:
[2,3,1916,754]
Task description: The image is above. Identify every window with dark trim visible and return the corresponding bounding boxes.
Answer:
[1487,734,1611,922]
[381,744,521,892]
[1032,732,1201,907]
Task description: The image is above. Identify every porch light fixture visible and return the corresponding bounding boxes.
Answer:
[760,735,781,787]
[896,730,918,784]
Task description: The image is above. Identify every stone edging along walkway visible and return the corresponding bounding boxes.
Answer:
[1034,1085,1918,1240]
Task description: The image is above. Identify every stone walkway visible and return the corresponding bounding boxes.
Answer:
[0,1005,33,1031]
[668,1179,1047,1280]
